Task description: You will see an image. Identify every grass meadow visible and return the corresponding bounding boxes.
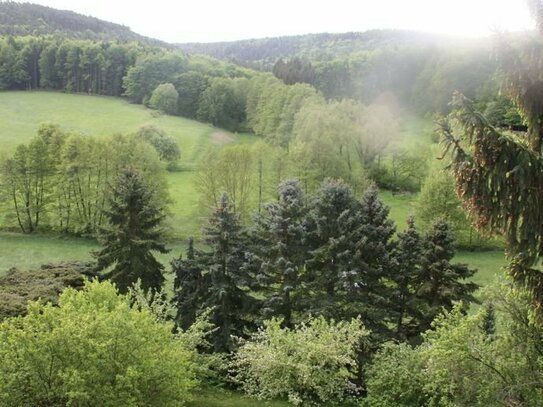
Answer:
[0,91,505,285]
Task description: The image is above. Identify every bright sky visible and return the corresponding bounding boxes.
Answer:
[15,0,535,43]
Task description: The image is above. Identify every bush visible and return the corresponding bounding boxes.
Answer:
[0,261,96,320]
[363,343,428,407]
[364,284,543,407]
[231,316,368,406]
[0,280,198,406]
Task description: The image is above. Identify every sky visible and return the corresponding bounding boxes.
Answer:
[14,0,535,43]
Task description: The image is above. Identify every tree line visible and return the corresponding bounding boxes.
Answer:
[0,124,168,235]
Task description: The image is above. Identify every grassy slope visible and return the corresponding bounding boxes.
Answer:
[0,91,248,238]
[0,91,505,284]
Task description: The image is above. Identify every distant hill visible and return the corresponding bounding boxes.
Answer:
[177,30,448,69]
[0,2,167,46]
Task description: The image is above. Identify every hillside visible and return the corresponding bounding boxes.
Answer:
[0,91,251,237]
[177,30,449,69]
[0,2,167,45]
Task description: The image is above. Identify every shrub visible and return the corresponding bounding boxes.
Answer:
[0,261,96,320]
[364,284,543,407]
[231,316,368,406]
[0,280,198,406]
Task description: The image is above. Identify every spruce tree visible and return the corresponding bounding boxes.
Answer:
[416,220,478,332]
[335,184,397,344]
[250,180,307,327]
[304,179,359,318]
[200,192,256,352]
[172,238,209,330]
[389,216,424,341]
[95,167,168,293]
[439,3,543,313]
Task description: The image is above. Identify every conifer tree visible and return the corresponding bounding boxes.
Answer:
[172,238,209,330]
[341,184,396,337]
[440,2,543,314]
[250,179,307,327]
[200,192,256,352]
[304,179,359,318]
[389,216,424,341]
[416,220,478,332]
[95,167,168,293]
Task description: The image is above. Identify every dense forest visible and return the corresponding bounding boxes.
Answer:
[0,1,167,45]
[0,1,542,406]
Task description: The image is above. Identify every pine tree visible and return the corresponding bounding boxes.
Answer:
[389,216,424,341]
[94,167,168,293]
[416,220,478,332]
[172,238,209,330]
[200,193,256,352]
[250,180,307,327]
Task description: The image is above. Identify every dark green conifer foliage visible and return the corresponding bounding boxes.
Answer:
[389,216,424,341]
[304,179,359,318]
[250,179,307,327]
[416,220,478,332]
[201,192,256,352]
[439,3,543,315]
[172,237,209,330]
[95,167,169,293]
[341,184,396,337]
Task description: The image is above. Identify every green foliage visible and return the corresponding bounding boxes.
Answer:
[173,193,257,352]
[174,71,209,118]
[197,77,249,131]
[231,316,368,406]
[273,57,316,85]
[416,220,478,332]
[303,179,360,319]
[249,179,308,326]
[388,217,424,341]
[136,124,181,162]
[441,93,543,300]
[366,283,543,407]
[95,167,169,293]
[363,343,428,407]
[149,82,179,115]
[194,145,254,218]
[0,280,198,406]
[123,53,188,104]
[414,158,497,248]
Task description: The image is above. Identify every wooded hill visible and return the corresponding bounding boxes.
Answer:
[0,2,167,46]
[177,30,446,68]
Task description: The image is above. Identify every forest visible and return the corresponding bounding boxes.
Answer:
[0,1,541,406]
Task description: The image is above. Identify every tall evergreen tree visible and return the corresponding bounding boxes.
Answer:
[416,220,478,332]
[340,184,396,337]
[304,179,359,318]
[200,192,256,352]
[440,2,543,314]
[389,216,424,341]
[172,237,209,330]
[94,167,168,293]
[250,179,307,327]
